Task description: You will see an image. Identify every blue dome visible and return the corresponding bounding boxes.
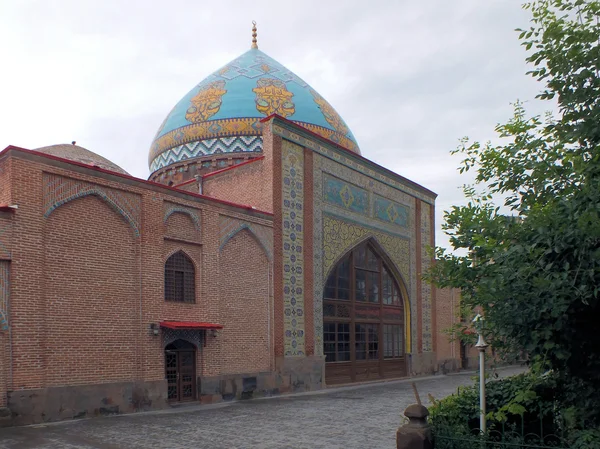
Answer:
[149,48,360,172]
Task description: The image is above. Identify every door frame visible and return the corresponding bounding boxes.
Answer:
[165,340,197,403]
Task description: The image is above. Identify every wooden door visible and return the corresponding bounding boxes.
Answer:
[165,341,196,402]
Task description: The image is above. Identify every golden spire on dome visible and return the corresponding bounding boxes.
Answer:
[251,21,258,49]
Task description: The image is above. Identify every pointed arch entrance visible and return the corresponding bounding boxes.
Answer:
[323,240,408,385]
[165,339,197,402]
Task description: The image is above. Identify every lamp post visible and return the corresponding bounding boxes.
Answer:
[472,314,489,434]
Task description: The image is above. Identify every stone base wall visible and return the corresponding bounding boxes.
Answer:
[4,357,325,426]
[408,352,437,376]
[199,355,324,403]
[436,357,462,374]
[5,380,168,427]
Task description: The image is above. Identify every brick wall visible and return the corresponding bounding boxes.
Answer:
[173,181,199,194]
[44,195,139,386]
[202,139,273,214]
[0,155,12,408]
[219,229,271,374]
[435,287,461,369]
[4,149,273,398]
[165,212,198,242]
[0,157,11,205]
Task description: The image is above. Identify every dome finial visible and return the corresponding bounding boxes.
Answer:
[251,21,258,49]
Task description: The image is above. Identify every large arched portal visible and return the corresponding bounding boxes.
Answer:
[323,241,409,385]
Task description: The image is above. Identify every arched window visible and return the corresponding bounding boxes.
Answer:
[164,251,195,303]
[323,242,406,384]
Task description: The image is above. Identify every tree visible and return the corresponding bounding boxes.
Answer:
[427,0,600,421]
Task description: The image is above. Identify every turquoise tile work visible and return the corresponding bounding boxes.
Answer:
[323,174,368,215]
[149,48,360,172]
[373,194,409,228]
[282,140,305,356]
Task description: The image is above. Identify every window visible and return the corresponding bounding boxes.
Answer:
[324,322,350,362]
[323,242,405,365]
[165,251,195,303]
[355,323,379,360]
[325,256,351,300]
[383,324,403,358]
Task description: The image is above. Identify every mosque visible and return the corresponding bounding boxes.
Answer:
[0,24,461,425]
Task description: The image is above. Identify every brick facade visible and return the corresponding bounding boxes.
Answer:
[435,287,462,372]
[0,116,464,425]
[202,155,273,213]
[0,147,276,424]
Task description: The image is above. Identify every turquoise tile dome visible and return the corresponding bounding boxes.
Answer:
[149,47,360,173]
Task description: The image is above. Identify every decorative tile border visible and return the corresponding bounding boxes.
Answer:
[43,173,141,237]
[150,136,263,172]
[150,120,359,168]
[218,215,273,261]
[421,203,433,351]
[282,141,305,356]
[273,123,435,205]
[164,203,202,231]
[0,261,9,331]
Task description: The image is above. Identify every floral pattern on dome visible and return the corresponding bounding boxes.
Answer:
[310,88,349,136]
[185,80,227,123]
[253,78,295,117]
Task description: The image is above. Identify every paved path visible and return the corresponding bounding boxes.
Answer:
[0,366,525,449]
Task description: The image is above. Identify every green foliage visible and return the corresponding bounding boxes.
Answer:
[429,372,557,433]
[430,372,599,448]
[427,0,600,424]
[569,428,600,449]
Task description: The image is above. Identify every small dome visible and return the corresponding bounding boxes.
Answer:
[35,143,129,175]
[149,48,359,173]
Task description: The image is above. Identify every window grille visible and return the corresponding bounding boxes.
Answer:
[165,252,195,303]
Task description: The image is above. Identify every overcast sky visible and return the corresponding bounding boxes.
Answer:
[0,1,548,250]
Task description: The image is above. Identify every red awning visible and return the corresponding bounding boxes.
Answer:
[159,321,223,330]
[0,204,16,213]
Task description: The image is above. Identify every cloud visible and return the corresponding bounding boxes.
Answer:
[0,0,550,249]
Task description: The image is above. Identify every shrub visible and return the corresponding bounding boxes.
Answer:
[429,371,599,448]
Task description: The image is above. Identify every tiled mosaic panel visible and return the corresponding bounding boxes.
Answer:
[282,141,305,356]
[273,123,434,204]
[218,215,273,260]
[0,261,9,331]
[0,219,11,259]
[322,173,368,215]
[421,203,433,351]
[43,174,141,236]
[323,214,410,288]
[312,149,418,357]
[374,194,409,228]
[164,203,202,231]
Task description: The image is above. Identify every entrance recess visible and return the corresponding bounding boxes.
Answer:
[165,339,196,402]
[323,242,407,385]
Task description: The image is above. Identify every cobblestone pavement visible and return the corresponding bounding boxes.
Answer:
[0,366,525,449]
